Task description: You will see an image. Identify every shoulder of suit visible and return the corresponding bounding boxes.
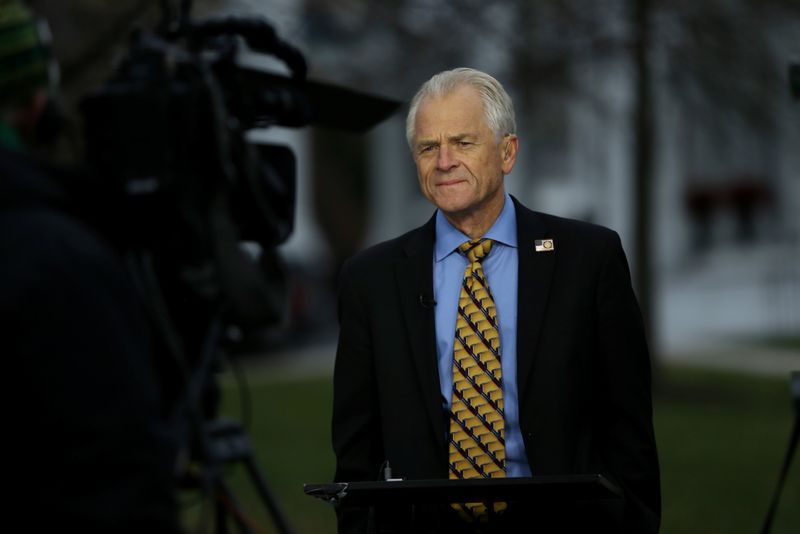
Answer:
[516,200,619,240]
[511,201,624,263]
[344,224,430,274]
[535,211,617,239]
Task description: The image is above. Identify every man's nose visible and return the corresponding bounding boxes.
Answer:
[436,145,459,171]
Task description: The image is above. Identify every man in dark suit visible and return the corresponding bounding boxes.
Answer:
[332,68,660,533]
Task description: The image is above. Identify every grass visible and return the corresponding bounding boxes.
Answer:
[180,362,799,533]
[655,366,799,534]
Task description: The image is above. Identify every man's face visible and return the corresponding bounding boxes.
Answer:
[411,85,517,222]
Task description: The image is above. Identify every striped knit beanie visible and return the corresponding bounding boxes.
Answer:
[0,0,54,107]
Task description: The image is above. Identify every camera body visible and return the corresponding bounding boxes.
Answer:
[81,21,305,331]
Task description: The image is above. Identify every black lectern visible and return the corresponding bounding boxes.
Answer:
[304,475,622,533]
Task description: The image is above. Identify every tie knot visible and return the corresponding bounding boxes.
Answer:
[459,239,494,263]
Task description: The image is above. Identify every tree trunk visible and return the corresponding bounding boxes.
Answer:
[631,0,656,355]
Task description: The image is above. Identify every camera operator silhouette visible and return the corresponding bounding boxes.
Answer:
[2,1,181,530]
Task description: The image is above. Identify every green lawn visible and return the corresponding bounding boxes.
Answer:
[656,366,798,534]
[181,363,799,533]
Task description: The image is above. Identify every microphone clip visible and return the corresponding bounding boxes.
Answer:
[418,294,437,308]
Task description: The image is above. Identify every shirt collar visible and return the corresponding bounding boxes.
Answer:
[434,193,518,262]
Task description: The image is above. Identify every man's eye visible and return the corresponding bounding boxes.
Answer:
[419,146,435,154]
[458,141,472,147]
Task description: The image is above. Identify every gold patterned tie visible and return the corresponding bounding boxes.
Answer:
[449,239,506,521]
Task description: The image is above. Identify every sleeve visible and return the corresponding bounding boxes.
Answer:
[331,258,384,533]
[594,231,661,533]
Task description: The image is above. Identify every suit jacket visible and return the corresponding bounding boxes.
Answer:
[332,197,660,533]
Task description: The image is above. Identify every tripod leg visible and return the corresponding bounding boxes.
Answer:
[203,418,295,533]
[245,457,295,534]
[215,478,257,534]
[215,494,229,534]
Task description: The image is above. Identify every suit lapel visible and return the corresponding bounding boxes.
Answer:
[395,215,446,458]
[513,197,557,402]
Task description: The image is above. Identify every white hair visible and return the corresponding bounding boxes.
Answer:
[405,67,516,149]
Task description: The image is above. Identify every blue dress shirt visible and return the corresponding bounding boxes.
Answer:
[433,193,532,478]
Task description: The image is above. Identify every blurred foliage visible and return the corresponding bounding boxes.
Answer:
[751,336,800,351]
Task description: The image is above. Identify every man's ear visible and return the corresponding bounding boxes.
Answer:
[501,134,518,174]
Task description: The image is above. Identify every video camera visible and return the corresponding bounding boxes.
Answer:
[81,11,396,331]
[78,3,398,532]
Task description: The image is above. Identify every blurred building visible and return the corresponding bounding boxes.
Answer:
[211,0,800,353]
[357,4,800,353]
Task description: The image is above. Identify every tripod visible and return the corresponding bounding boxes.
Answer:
[130,252,294,534]
[174,318,296,534]
[201,417,294,534]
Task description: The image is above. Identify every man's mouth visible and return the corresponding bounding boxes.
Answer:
[437,178,466,187]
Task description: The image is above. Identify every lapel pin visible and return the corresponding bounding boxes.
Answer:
[534,239,555,252]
